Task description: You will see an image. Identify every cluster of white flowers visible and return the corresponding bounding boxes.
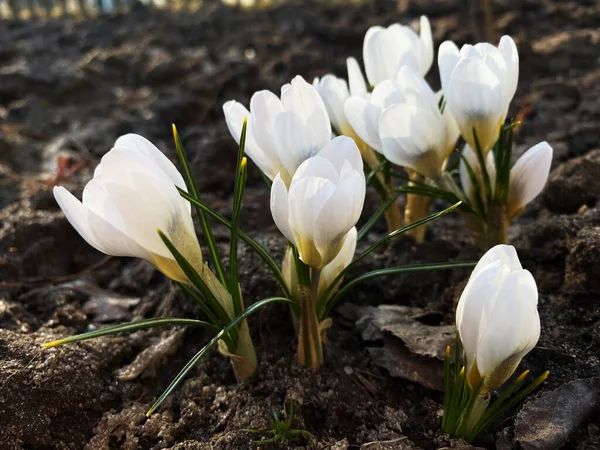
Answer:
[52,14,546,422]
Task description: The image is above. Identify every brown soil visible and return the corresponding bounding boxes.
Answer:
[1,1,599,449]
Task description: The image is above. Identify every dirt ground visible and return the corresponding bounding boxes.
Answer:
[0,1,599,449]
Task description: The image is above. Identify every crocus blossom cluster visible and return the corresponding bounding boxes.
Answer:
[456,245,540,394]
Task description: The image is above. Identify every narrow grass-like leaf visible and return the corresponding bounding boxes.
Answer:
[229,120,248,317]
[455,376,485,436]
[357,190,402,240]
[177,282,221,327]
[365,160,388,186]
[42,318,220,348]
[172,124,227,286]
[146,296,295,416]
[158,230,231,328]
[457,149,487,218]
[321,261,475,320]
[471,128,493,204]
[317,202,462,316]
[467,371,548,442]
[445,367,466,435]
[178,189,292,299]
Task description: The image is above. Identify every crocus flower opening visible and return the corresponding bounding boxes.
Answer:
[456,245,540,394]
[54,134,203,284]
[363,15,433,86]
[439,36,519,155]
[270,136,366,269]
[223,75,331,185]
[459,141,553,218]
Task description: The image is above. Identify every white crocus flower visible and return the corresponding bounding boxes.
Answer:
[379,66,459,179]
[363,15,433,86]
[456,245,540,394]
[223,75,331,185]
[459,142,553,217]
[270,136,365,269]
[439,36,519,154]
[313,58,369,138]
[53,134,203,285]
[346,66,459,178]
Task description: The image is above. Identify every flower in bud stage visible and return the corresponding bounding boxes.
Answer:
[363,16,433,86]
[456,245,540,394]
[54,134,203,285]
[270,136,365,269]
[223,75,331,185]
[459,142,553,218]
[438,36,519,154]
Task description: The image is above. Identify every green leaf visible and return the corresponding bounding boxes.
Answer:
[146,296,295,416]
[471,127,493,205]
[229,120,248,317]
[457,149,486,218]
[321,261,475,319]
[172,124,227,286]
[42,318,220,348]
[158,230,232,331]
[365,160,388,186]
[177,188,292,300]
[317,202,462,317]
[357,190,402,240]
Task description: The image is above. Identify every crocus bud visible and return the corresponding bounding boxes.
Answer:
[459,142,553,217]
[223,75,331,185]
[270,136,365,269]
[54,134,202,284]
[363,15,433,86]
[456,245,540,394]
[507,142,553,218]
[438,36,519,154]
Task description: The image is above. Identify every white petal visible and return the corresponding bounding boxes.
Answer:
[498,35,519,112]
[379,103,446,178]
[250,90,284,174]
[476,269,540,390]
[344,97,383,152]
[314,75,350,135]
[270,174,294,243]
[317,135,363,173]
[313,170,365,264]
[397,65,437,111]
[508,142,553,218]
[292,155,339,185]
[456,260,505,371]
[113,134,186,191]
[54,186,149,260]
[438,40,459,93]
[445,57,505,153]
[458,144,497,204]
[437,90,460,155]
[470,244,522,281]
[273,111,321,177]
[346,57,368,97]
[223,100,280,180]
[419,15,434,75]
[281,75,331,151]
[288,176,337,248]
[364,26,387,86]
[318,227,357,300]
[98,148,194,259]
